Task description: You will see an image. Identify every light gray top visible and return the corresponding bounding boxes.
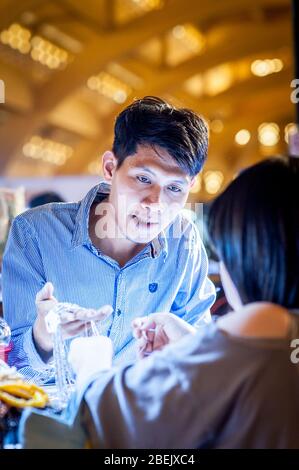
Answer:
[81,311,299,449]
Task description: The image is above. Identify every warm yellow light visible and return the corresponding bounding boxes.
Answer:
[10,24,20,35]
[10,36,20,49]
[204,64,233,96]
[0,23,31,54]
[183,74,204,98]
[0,31,9,44]
[22,143,37,158]
[171,24,205,53]
[132,0,164,11]
[31,136,43,146]
[235,129,251,146]
[47,56,60,69]
[272,58,283,72]
[87,71,131,103]
[166,23,205,66]
[172,25,186,39]
[204,171,224,195]
[87,76,99,90]
[251,58,284,77]
[19,42,31,54]
[30,36,69,69]
[259,122,279,132]
[210,119,224,134]
[284,122,298,143]
[251,60,270,77]
[258,123,280,146]
[88,160,101,175]
[113,90,127,104]
[190,175,202,194]
[23,136,73,166]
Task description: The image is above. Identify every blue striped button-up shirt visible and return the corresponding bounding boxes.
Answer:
[2,182,215,384]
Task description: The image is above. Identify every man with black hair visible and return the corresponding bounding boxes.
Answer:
[2,96,215,382]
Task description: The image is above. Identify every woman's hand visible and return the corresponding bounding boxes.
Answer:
[132,312,196,358]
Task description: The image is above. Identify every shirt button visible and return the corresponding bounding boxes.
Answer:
[117,309,121,316]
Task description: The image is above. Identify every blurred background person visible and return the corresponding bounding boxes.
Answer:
[28,191,65,208]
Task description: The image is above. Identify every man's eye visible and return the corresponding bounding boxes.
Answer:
[136,175,151,184]
[168,185,182,193]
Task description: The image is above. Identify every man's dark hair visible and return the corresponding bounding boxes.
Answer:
[112,96,208,177]
[208,155,299,308]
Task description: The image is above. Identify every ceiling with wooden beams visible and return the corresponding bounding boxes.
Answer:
[0,0,295,199]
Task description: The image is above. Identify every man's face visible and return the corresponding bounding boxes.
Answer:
[106,144,194,244]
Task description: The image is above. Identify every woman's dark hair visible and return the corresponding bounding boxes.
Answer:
[208,155,299,308]
[112,96,208,177]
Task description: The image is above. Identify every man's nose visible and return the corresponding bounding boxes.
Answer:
[141,186,164,207]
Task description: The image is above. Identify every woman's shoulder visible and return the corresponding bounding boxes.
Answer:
[216,302,291,339]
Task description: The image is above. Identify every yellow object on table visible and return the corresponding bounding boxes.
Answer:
[0,359,48,409]
[0,380,48,408]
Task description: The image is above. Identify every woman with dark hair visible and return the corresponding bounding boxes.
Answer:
[24,155,299,449]
[208,156,299,310]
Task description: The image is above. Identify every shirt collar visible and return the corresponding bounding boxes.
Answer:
[71,181,168,260]
[150,231,168,260]
[71,181,110,248]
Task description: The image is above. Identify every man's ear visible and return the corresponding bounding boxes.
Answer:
[102,151,118,181]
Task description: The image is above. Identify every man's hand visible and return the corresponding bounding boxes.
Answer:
[68,336,113,388]
[33,282,113,361]
[132,312,196,358]
[33,282,59,356]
